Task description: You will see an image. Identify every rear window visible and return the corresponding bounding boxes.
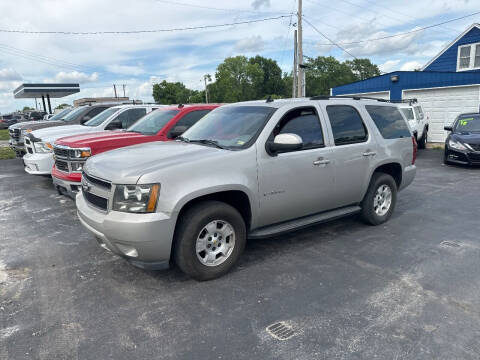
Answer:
[399,108,414,121]
[365,105,411,139]
[326,105,368,145]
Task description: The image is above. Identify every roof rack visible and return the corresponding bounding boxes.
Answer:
[388,98,417,105]
[310,95,388,102]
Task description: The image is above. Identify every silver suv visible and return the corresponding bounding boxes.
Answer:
[76,97,417,280]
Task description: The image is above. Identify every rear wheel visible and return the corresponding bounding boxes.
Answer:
[361,173,397,225]
[173,201,246,281]
[418,128,427,149]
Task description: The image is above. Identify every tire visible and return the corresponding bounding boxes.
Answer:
[417,128,427,149]
[361,173,397,226]
[443,149,451,165]
[173,200,246,281]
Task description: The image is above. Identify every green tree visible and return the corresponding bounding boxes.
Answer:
[22,106,34,112]
[55,103,70,110]
[209,56,264,102]
[249,55,286,97]
[344,58,381,81]
[304,56,357,97]
[152,80,194,104]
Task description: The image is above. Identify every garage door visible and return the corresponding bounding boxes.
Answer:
[403,86,480,143]
[341,91,390,100]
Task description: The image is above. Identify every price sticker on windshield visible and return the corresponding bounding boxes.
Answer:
[459,118,474,126]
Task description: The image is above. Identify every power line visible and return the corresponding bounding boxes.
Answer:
[0,15,291,35]
[302,17,357,58]
[316,10,480,46]
[0,46,84,71]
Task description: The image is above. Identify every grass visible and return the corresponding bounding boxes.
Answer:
[0,147,15,160]
[0,129,9,141]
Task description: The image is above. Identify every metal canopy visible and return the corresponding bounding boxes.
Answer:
[13,83,80,99]
[13,83,80,114]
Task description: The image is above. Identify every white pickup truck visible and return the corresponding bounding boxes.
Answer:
[23,104,161,175]
[397,99,429,149]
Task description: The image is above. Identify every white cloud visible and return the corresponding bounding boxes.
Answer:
[400,61,423,71]
[106,64,145,76]
[234,35,264,53]
[0,68,22,81]
[53,71,99,83]
[251,0,270,9]
[379,60,401,73]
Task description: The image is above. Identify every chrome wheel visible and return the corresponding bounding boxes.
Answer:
[374,184,392,216]
[195,220,235,267]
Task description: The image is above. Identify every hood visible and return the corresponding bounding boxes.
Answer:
[84,141,224,184]
[31,125,95,143]
[451,132,480,145]
[55,131,152,149]
[9,120,66,131]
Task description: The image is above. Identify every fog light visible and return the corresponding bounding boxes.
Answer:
[116,244,138,257]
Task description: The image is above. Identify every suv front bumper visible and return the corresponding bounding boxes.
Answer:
[23,153,53,175]
[9,139,25,157]
[76,192,177,270]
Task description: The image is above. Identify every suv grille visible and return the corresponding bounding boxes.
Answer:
[82,172,111,190]
[9,129,20,141]
[83,191,108,211]
[55,159,69,172]
[54,147,70,158]
[468,143,480,151]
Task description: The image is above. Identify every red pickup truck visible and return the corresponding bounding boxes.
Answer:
[52,104,219,196]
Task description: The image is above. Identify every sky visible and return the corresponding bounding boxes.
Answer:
[0,0,478,113]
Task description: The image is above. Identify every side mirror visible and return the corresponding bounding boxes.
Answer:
[444,125,453,132]
[267,133,303,155]
[169,125,188,139]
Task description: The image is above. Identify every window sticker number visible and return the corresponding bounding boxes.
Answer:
[459,118,474,126]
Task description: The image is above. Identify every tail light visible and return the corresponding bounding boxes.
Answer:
[412,136,417,165]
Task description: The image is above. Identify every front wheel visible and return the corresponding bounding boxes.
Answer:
[173,201,246,281]
[361,173,397,225]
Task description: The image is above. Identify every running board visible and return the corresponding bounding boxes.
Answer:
[248,205,361,239]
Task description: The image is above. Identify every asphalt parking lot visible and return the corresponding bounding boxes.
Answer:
[1,149,480,359]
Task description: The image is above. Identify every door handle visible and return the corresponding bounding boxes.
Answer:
[362,151,376,157]
[313,159,330,166]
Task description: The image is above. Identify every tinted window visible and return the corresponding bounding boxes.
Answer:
[62,107,87,122]
[182,106,275,150]
[116,108,147,128]
[84,107,119,127]
[275,107,324,149]
[84,106,109,121]
[128,109,179,135]
[175,110,211,128]
[326,105,368,145]
[365,105,411,139]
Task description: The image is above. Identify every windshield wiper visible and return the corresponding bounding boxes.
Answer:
[189,139,226,149]
[176,136,190,143]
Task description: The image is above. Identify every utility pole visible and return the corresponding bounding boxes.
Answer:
[293,29,298,98]
[122,84,126,97]
[297,0,304,97]
[113,84,118,98]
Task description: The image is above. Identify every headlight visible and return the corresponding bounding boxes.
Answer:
[73,148,91,158]
[33,141,53,153]
[448,139,467,151]
[112,184,160,213]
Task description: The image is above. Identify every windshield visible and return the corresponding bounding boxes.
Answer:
[61,107,86,122]
[48,107,73,121]
[399,108,414,121]
[83,108,119,127]
[454,115,480,133]
[127,109,179,135]
[180,106,276,150]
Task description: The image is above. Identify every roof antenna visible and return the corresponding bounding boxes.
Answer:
[266,95,273,103]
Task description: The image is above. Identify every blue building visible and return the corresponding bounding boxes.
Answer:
[332,24,480,142]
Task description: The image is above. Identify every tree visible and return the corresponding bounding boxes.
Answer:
[304,56,357,97]
[153,80,194,104]
[249,56,286,97]
[55,103,70,110]
[22,106,34,112]
[209,56,264,103]
[344,58,381,81]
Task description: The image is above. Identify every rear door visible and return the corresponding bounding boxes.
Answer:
[322,104,376,206]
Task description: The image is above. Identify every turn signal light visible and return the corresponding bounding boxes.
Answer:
[147,184,160,212]
[80,150,91,158]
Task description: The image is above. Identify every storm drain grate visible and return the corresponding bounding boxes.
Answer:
[266,322,295,340]
[440,240,462,248]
